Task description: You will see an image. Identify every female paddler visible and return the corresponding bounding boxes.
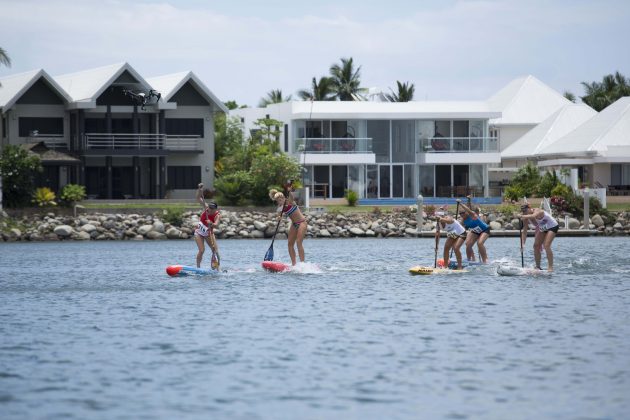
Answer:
[194,183,221,269]
[437,211,466,270]
[269,180,307,265]
[518,202,558,272]
[456,198,490,263]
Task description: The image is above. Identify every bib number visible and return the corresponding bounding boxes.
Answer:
[197,222,208,235]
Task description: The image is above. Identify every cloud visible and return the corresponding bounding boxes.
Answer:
[1,0,629,105]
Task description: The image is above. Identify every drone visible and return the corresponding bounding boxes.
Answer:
[122,88,161,110]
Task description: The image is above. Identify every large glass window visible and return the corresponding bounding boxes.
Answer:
[417,120,435,152]
[165,119,204,136]
[453,121,469,151]
[366,165,378,198]
[167,166,201,189]
[348,165,364,198]
[367,120,390,163]
[436,165,452,197]
[469,164,484,196]
[419,165,435,197]
[404,164,415,198]
[379,165,390,198]
[392,120,415,162]
[19,117,63,137]
[470,120,484,151]
[392,165,403,197]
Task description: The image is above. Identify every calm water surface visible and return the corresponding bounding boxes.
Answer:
[1,237,629,419]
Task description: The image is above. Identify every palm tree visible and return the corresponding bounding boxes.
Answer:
[329,57,367,101]
[581,71,630,111]
[297,76,335,101]
[385,81,415,102]
[0,47,11,87]
[258,89,292,107]
[563,91,576,103]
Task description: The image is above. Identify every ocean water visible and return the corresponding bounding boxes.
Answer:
[1,237,629,419]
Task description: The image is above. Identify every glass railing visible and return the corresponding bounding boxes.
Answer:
[294,137,373,153]
[420,137,498,153]
[83,133,202,151]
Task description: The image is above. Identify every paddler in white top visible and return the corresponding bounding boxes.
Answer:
[437,213,466,270]
[518,203,559,272]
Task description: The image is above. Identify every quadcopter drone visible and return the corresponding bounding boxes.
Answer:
[122,88,161,110]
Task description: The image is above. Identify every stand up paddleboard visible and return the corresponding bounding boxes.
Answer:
[409,266,469,275]
[496,265,551,277]
[166,265,220,277]
[262,261,291,273]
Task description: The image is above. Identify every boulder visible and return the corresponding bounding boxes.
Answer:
[146,231,167,240]
[489,221,502,230]
[591,214,605,227]
[152,220,165,233]
[349,227,365,236]
[568,218,580,229]
[254,220,267,231]
[319,229,331,237]
[54,225,74,237]
[81,224,96,233]
[76,231,91,240]
[250,230,264,238]
[166,227,182,239]
[137,224,153,235]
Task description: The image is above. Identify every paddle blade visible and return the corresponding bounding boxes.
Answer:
[264,246,274,261]
[211,253,220,270]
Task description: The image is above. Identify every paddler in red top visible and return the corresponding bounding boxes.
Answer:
[195,183,221,269]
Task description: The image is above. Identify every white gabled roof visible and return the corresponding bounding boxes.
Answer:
[488,75,572,126]
[147,71,227,113]
[54,62,152,103]
[537,96,630,158]
[0,69,72,110]
[501,104,596,159]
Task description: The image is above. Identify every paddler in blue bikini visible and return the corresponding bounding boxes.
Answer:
[456,199,490,263]
[436,212,466,270]
[269,180,307,266]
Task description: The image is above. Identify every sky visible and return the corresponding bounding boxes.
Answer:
[1,0,629,107]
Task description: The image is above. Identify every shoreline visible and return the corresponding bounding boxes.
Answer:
[1,208,628,242]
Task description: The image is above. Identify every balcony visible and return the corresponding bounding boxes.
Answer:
[421,137,498,153]
[294,137,373,153]
[27,134,68,150]
[294,137,375,165]
[82,133,203,154]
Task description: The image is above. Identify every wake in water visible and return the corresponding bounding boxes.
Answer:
[285,262,323,274]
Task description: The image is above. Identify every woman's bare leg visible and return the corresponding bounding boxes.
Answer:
[195,234,205,267]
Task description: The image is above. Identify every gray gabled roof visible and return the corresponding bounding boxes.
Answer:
[147,71,227,113]
[0,69,72,111]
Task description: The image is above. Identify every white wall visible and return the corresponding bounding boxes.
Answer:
[497,125,535,151]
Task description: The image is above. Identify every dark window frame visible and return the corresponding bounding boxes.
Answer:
[18,117,64,137]
[167,166,201,189]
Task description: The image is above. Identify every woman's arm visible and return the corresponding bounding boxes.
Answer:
[456,199,473,215]
[196,183,206,209]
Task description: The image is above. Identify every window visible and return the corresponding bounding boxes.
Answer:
[165,119,204,136]
[19,117,63,137]
[167,166,201,189]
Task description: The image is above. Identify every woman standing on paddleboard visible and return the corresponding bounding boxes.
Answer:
[518,203,558,272]
[456,199,490,263]
[437,213,466,270]
[194,183,221,269]
[269,180,307,265]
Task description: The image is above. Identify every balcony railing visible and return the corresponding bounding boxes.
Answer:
[83,133,202,151]
[294,137,373,153]
[421,137,498,153]
[27,134,68,150]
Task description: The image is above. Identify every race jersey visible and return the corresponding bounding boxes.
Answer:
[195,210,219,237]
[462,214,489,234]
[535,211,558,232]
[443,219,466,236]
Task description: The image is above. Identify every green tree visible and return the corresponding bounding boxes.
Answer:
[223,100,239,110]
[258,89,292,107]
[214,170,251,205]
[385,81,415,102]
[250,117,283,152]
[507,162,541,199]
[329,57,367,101]
[0,145,42,208]
[297,76,335,101]
[581,71,630,111]
[563,91,576,103]
[248,153,301,205]
[214,114,245,173]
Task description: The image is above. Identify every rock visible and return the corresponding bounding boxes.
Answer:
[137,224,153,235]
[404,227,417,235]
[238,230,250,237]
[9,228,22,239]
[146,231,167,240]
[152,220,165,233]
[489,221,502,230]
[254,220,267,231]
[250,230,264,238]
[387,222,396,230]
[81,224,96,233]
[54,225,74,237]
[76,231,91,240]
[568,218,580,229]
[365,229,376,237]
[319,229,331,237]
[166,227,181,239]
[592,214,604,227]
[349,227,365,236]
[614,222,623,230]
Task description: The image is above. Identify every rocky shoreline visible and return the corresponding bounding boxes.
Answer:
[1,208,630,242]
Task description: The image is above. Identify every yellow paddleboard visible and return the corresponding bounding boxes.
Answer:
[409,266,469,275]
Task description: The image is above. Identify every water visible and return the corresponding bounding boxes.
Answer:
[1,237,629,419]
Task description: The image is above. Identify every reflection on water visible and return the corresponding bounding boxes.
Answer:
[1,238,629,419]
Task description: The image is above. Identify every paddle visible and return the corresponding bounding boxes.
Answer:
[434,219,441,268]
[264,208,284,261]
[519,218,525,268]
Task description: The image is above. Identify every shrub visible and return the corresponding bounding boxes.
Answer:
[163,208,184,227]
[0,145,42,208]
[503,184,525,202]
[32,187,56,207]
[509,162,541,198]
[345,189,358,206]
[537,171,561,197]
[496,203,519,219]
[551,183,572,199]
[372,206,382,215]
[60,184,86,206]
[248,152,301,205]
[424,204,436,216]
[214,171,251,205]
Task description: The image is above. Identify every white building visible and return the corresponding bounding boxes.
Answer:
[233,101,501,202]
[0,63,226,199]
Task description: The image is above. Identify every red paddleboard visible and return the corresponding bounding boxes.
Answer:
[262,261,291,272]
